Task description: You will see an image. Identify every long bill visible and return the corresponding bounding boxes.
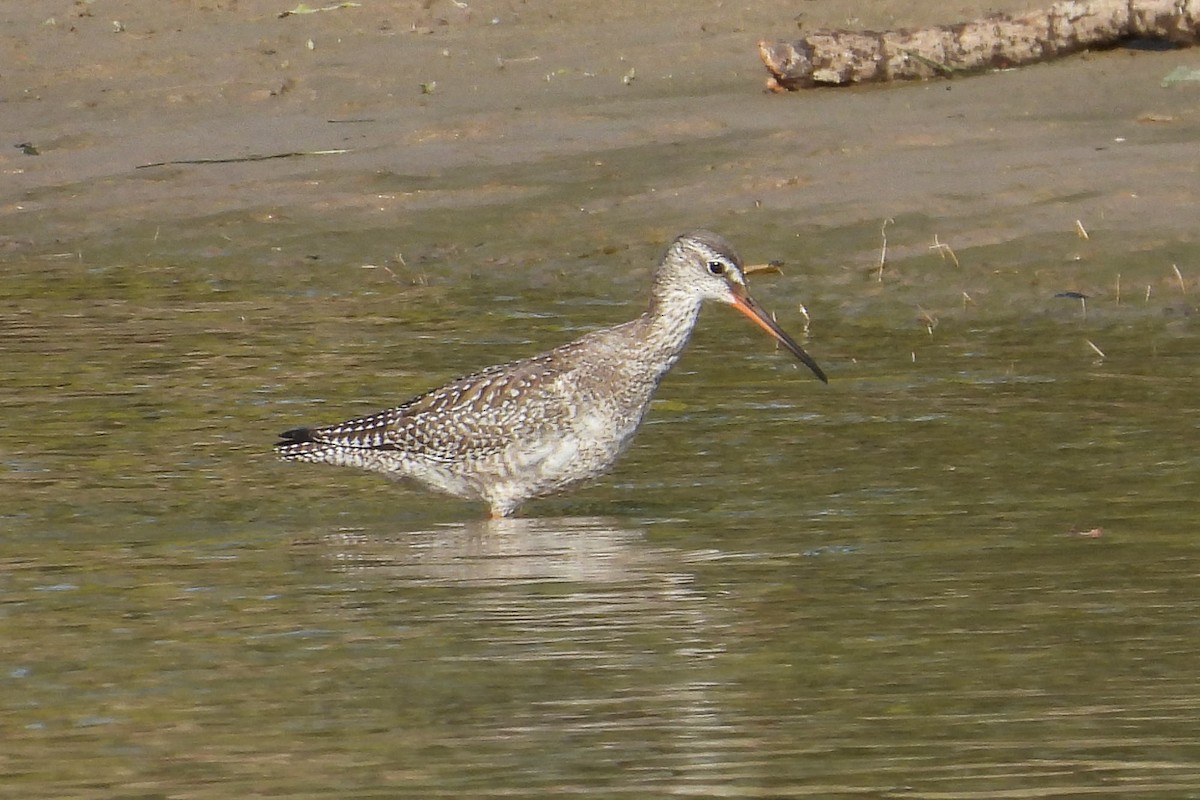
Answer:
[730,287,828,383]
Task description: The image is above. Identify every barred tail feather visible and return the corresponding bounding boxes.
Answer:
[274,426,400,475]
[274,426,345,464]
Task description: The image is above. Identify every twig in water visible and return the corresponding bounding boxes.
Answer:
[877,217,894,282]
[362,252,420,286]
[797,303,812,336]
[279,2,361,18]
[1086,339,1106,359]
[497,55,542,69]
[136,149,349,169]
[362,263,404,286]
[744,259,784,276]
[1172,263,1186,294]
[930,234,960,267]
[917,307,937,335]
[1056,291,1087,319]
[1075,219,1089,240]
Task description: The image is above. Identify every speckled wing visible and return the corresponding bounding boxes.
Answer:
[277,354,570,465]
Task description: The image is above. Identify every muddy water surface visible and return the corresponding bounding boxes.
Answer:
[3,218,1200,796]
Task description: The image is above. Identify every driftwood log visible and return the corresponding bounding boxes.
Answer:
[759,0,1200,90]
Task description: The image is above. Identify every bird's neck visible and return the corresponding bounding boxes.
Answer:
[638,288,704,374]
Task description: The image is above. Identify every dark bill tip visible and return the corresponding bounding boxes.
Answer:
[731,293,828,383]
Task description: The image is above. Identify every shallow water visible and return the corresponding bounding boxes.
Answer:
[3,218,1199,797]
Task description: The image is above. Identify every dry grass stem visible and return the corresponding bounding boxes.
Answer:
[1075,219,1089,240]
[496,55,541,69]
[137,149,350,169]
[362,262,405,285]
[745,260,784,276]
[1086,339,1106,358]
[929,234,960,267]
[1172,263,1186,294]
[917,307,937,335]
[877,217,893,282]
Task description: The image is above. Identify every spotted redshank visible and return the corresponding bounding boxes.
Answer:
[275,230,827,517]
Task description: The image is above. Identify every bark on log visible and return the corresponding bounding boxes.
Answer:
[759,0,1200,90]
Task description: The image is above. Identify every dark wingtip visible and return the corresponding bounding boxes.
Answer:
[275,427,314,447]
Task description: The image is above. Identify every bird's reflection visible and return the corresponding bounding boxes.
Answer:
[286,516,763,790]
[295,516,665,586]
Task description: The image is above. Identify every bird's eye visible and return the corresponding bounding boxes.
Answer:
[707,260,726,275]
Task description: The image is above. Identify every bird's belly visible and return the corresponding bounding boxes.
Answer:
[486,410,641,501]
[390,459,482,502]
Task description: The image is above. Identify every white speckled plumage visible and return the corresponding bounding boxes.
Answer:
[275,230,827,517]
